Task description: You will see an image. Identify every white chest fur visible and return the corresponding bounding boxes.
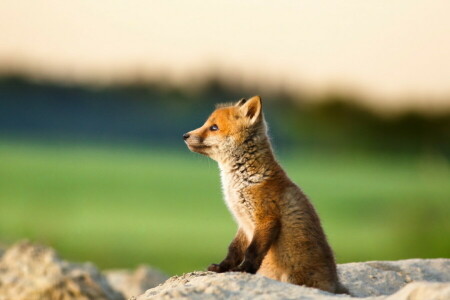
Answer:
[219,167,255,239]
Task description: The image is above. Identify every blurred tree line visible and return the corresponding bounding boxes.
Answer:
[1,74,449,157]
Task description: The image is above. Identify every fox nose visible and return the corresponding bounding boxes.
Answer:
[183,133,190,140]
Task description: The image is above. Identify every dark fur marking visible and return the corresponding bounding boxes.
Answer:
[209,229,248,272]
[232,219,281,274]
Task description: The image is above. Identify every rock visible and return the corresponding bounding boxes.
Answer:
[1,241,448,300]
[106,265,169,299]
[136,271,348,300]
[385,282,450,300]
[137,259,450,300]
[338,259,450,297]
[0,241,124,300]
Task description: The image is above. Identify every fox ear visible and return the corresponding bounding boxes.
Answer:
[240,96,262,124]
[235,98,247,107]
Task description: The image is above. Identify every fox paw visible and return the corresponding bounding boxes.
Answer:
[207,263,223,272]
[230,261,257,274]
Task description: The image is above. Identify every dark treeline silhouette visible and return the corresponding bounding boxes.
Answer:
[1,74,449,157]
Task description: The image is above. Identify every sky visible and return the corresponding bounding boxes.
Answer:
[0,0,449,111]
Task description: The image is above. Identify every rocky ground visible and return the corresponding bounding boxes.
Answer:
[0,241,167,300]
[0,241,449,300]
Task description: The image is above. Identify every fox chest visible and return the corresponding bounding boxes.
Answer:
[222,180,256,238]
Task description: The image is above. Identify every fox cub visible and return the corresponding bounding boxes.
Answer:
[183,96,341,292]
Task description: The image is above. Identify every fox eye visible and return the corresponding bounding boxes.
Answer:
[209,124,219,131]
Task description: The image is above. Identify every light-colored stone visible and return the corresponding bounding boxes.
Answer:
[338,259,450,297]
[138,259,450,300]
[0,241,124,300]
[106,265,169,299]
[1,241,448,300]
[137,271,348,300]
[385,282,450,300]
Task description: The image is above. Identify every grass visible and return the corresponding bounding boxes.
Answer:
[0,140,449,275]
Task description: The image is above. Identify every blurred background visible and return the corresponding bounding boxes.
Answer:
[0,1,449,274]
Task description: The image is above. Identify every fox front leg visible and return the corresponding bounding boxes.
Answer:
[208,228,248,273]
[231,218,280,274]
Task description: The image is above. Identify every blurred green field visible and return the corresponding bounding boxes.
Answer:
[0,140,449,275]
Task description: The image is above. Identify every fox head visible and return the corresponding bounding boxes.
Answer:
[183,96,266,162]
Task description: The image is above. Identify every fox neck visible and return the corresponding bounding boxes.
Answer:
[218,130,279,187]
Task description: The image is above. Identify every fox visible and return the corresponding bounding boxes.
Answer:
[183,96,343,293]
